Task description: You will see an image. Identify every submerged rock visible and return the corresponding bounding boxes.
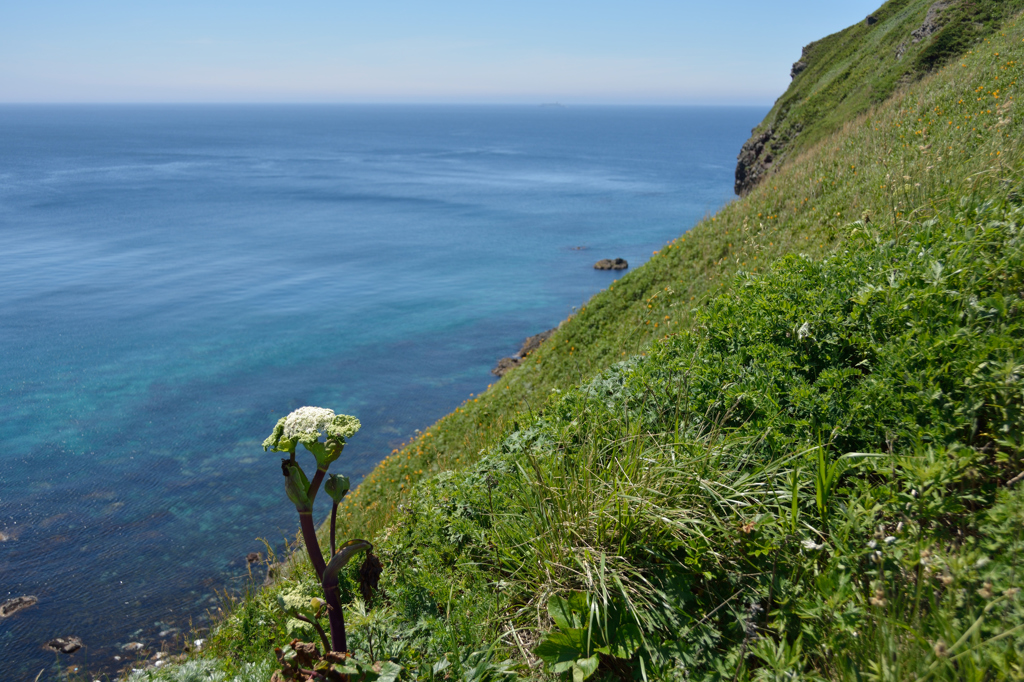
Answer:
[44,636,83,654]
[594,258,628,270]
[0,595,37,618]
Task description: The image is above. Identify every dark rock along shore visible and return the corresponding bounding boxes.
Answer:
[492,328,557,377]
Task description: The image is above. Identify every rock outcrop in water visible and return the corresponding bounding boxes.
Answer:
[44,636,83,654]
[0,596,37,618]
[594,258,628,270]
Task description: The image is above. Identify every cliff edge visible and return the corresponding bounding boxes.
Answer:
[736,0,1024,195]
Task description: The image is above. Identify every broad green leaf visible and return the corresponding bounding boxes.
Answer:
[548,593,585,630]
[535,631,583,665]
[611,621,643,658]
[378,660,402,682]
[432,656,451,676]
[572,655,600,682]
[552,661,574,674]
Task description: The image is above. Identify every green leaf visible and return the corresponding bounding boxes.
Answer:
[548,592,588,630]
[552,661,574,674]
[377,660,402,682]
[610,621,642,659]
[535,631,583,665]
[332,664,361,675]
[574,655,600,681]
[432,656,451,677]
[548,595,578,630]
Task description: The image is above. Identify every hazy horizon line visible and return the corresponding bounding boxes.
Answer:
[0,100,773,107]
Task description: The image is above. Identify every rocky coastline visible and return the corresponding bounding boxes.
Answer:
[492,328,557,377]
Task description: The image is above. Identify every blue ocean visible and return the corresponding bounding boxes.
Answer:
[0,105,763,677]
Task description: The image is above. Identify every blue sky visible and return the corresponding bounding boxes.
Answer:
[1,1,884,104]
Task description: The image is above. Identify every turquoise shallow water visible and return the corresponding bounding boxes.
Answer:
[0,104,763,677]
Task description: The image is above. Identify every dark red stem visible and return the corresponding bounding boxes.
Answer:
[330,502,339,556]
[323,575,348,652]
[308,468,326,504]
[293,612,332,654]
[297,468,328,580]
[299,512,327,581]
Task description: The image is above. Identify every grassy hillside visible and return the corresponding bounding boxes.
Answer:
[735,0,1024,194]
[336,0,1024,545]
[130,7,1024,682]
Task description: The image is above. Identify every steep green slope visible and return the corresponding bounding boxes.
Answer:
[324,23,1024,679]
[143,7,1024,682]
[373,182,1024,680]
[735,0,1024,195]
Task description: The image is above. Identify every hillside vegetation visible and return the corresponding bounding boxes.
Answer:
[134,6,1024,682]
[735,0,1024,194]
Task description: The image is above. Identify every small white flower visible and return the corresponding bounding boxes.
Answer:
[868,540,877,549]
[264,407,360,453]
[283,406,337,439]
[797,322,811,340]
[801,539,824,551]
[885,536,896,545]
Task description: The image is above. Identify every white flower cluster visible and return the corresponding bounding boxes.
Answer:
[282,406,336,440]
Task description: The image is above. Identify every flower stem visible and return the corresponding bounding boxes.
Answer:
[324,583,348,653]
[321,540,372,654]
[292,612,331,654]
[308,468,326,505]
[330,502,339,556]
[298,511,327,580]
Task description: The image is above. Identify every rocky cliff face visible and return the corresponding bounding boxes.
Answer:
[733,43,811,196]
[733,127,773,196]
[732,0,1022,197]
